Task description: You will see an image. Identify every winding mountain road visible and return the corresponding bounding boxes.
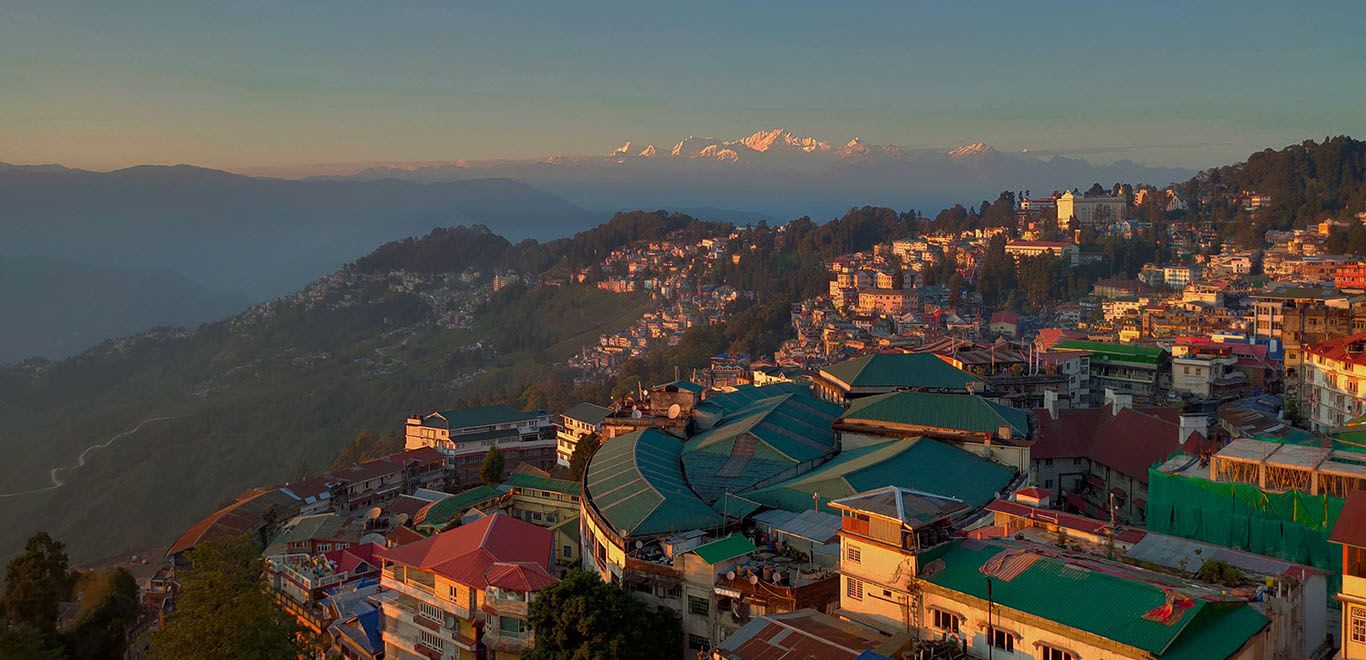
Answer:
[0,416,179,498]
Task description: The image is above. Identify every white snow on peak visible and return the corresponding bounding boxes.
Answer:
[611,142,632,157]
[638,144,657,157]
[948,141,996,158]
[736,128,830,153]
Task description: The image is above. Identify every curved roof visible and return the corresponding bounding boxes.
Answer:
[819,353,982,391]
[683,391,841,503]
[584,429,723,538]
[692,382,807,429]
[743,439,1014,513]
[840,390,1030,439]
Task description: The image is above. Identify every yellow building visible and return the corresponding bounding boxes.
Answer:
[377,513,558,660]
[1331,491,1366,659]
[833,487,1273,660]
[1057,190,1127,226]
[830,486,967,636]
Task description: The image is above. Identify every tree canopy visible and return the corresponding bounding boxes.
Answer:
[525,570,682,660]
[480,446,506,485]
[149,535,299,660]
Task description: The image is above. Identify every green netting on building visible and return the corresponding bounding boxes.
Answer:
[1146,468,1345,605]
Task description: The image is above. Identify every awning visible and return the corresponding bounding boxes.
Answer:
[1085,474,1106,490]
[1109,486,1127,500]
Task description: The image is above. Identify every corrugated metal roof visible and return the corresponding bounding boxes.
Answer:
[683,390,841,503]
[425,404,545,430]
[688,534,758,565]
[504,472,581,497]
[820,353,983,390]
[418,485,504,529]
[584,429,723,538]
[923,541,1267,656]
[841,390,1030,438]
[742,439,1014,514]
[561,402,610,425]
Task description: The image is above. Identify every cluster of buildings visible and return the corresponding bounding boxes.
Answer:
[135,191,1366,659]
[569,232,755,380]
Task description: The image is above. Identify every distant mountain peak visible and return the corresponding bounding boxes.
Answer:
[948,141,997,158]
[611,142,632,157]
[735,129,830,154]
[638,144,657,158]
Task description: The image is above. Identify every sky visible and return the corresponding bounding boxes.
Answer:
[2,1,1364,174]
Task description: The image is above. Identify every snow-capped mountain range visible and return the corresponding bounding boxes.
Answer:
[342,129,1192,220]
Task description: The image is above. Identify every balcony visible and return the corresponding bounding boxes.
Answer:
[486,593,530,617]
[485,628,533,653]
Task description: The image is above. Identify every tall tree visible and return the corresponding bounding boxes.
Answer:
[567,433,602,481]
[62,568,140,660]
[525,570,682,660]
[480,446,506,485]
[149,535,299,660]
[2,532,72,633]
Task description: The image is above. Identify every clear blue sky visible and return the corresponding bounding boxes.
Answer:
[2,1,1363,173]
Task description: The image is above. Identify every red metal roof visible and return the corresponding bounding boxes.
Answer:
[378,513,555,591]
[483,562,558,592]
[1032,407,1209,485]
[324,542,383,576]
[1329,490,1366,548]
[1305,333,1366,367]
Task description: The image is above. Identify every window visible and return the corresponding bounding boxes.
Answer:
[846,577,863,600]
[1039,644,1075,660]
[1044,458,1053,466]
[845,544,861,563]
[688,634,710,650]
[688,595,710,616]
[988,627,1014,652]
[447,585,460,601]
[1073,458,1083,466]
[1353,606,1366,644]
[499,617,526,634]
[930,608,959,633]
[1044,479,1054,489]
[563,545,573,558]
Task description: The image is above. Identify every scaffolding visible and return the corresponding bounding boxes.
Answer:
[1209,438,1366,496]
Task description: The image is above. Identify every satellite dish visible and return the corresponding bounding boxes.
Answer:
[365,507,383,520]
[631,409,643,420]
[395,513,410,525]
[726,571,736,581]
[667,403,682,419]
[635,540,644,549]
[749,574,759,585]
[773,571,783,584]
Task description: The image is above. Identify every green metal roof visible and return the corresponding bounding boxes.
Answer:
[712,493,764,519]
[840,390,1030,438]
[923,541,1267,657]
[584,429,724,538]
[418,485,503,529]
[561,402,610,425]
[1054,340,1166,365]
[820,353,982,391]
[692,383,806,428]
[425,404,546,430]
[683,391,842,503]
[1159,603,1270,660]
[742,439,1014,514]
[505,472,582,497]
[657,379,705,394]
[688,535,758,565]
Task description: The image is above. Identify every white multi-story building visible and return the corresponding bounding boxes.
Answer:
[1302,334,1366,431]
[555,402,608,467]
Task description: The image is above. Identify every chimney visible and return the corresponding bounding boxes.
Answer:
[1178,413,1206,447]
[1104,388,1132,416]
[1043,389,1059,420]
